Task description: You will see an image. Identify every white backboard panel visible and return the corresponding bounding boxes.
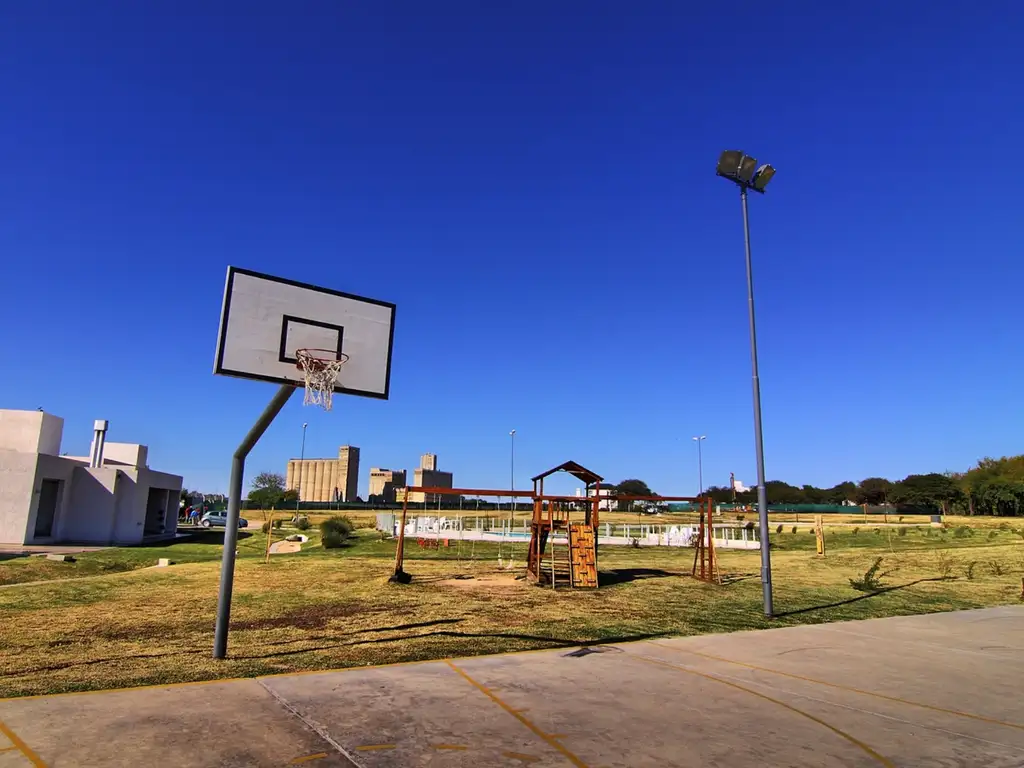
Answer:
[214,267,395,399]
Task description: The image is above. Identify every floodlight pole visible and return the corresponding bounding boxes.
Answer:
[740,186,774,618]
[214,384,297,659]
[692,435,706,496]
[296,422,307,516]
[509,429,516,522]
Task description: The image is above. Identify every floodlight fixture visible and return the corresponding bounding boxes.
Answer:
[716,150,744,179]
[717,151,776,194]
[737,155,758,183]
[752,164,775,192]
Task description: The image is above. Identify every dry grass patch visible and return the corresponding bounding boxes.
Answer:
[1,536,1022,698]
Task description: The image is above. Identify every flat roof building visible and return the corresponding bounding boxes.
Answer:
[0,410,182,546]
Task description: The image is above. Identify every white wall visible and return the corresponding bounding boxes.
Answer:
[0,410,64,455]
[98,442,148,468]
[63,467,119,543]
[0,449,38,543]
[141,469,181,537]
[32,453,78,543]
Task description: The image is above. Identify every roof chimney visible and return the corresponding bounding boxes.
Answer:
[90,419,109,468]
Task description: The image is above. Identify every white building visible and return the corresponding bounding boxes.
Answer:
[574,486,617,511]
[0,410,182,546]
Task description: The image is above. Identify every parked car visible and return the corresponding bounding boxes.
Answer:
[200,511,249,529]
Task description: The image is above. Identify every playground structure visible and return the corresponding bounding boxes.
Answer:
[390,460,719,588]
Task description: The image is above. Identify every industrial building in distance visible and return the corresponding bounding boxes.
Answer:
[397,453,454,504]
[286,445,359,503]
[368,467,406,504]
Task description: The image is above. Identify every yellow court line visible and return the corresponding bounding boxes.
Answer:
[0,745,20,752]
[430,744,468,750]
[289,752,328,764]
[630,654,894,768]
[0,719,47,767]
[445,660,591,768]
[354,744,396,751]
[648,641,1024,731]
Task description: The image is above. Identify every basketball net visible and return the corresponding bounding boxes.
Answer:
[295,350,348,411]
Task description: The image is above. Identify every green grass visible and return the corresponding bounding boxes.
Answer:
[0,520,1021,699]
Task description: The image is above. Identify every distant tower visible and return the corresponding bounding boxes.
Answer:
[420,453,437,471]
[339,446,360,502]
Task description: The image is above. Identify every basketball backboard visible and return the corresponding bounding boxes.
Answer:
[214,267,395,399]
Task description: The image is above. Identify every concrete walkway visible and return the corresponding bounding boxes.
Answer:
[1,607,1021,767]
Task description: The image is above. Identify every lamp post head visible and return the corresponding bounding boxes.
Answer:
[510,429,516,436]
[717,150,776,193]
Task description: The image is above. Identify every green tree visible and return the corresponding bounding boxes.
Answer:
[248,472,287,510]
[890,473,962,514]
[825,482,857,505]
[855,477,894,506]
[703,485,735,503]
[800,485,828,504]
[765,481,803,505]
[957,456,1024,516]
[614,479,653,511]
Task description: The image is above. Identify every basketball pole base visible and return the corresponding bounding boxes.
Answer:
[389,569,412,584]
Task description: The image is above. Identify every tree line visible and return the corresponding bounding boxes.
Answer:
[697,455,1024,516]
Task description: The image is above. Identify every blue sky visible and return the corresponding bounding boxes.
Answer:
[2,2,1021,498]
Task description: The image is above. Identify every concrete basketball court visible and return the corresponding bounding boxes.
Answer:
[1,607,1021,768]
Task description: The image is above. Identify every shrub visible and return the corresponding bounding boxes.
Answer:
[850,557,887,592]
[273,519,283,529]
[898,527,908,537]
[987,530,998,540]
[791,526,798,535]
[744,521,755,531]
[964,561,977,580]
[988,560,1006,577]
[775,524,784,534]
[851,527,860,536]
[736,515,746,522]
[953,526,974,539]
[874,528,882,535]
[320,516,354,549]
[261,521,272,534]
[898,516,904,523]
[925,528,933,537]
[295,517,311,531]
[936,551,956,579]
[997,522,1010,531]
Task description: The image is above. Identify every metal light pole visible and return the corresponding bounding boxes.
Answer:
[692,435,706,496]
[297,422,307,515]
[716,150,776,618]
[509,429,516,523]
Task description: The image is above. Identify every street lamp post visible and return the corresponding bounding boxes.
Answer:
[716,150,776,618]
[297,423,307,516]
[692,435,706,497]
[509,429,516,523]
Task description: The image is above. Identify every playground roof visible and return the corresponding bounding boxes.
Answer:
[531,461,604,486]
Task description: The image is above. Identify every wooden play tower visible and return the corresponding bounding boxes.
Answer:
[526,461,603,588]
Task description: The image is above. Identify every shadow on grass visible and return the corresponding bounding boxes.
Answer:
[0,553,31,562]
[143,530,254,547]
[599,568,680,586]
[773,577,953,619]
[0,616,669,678]
[718,572,758,586]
